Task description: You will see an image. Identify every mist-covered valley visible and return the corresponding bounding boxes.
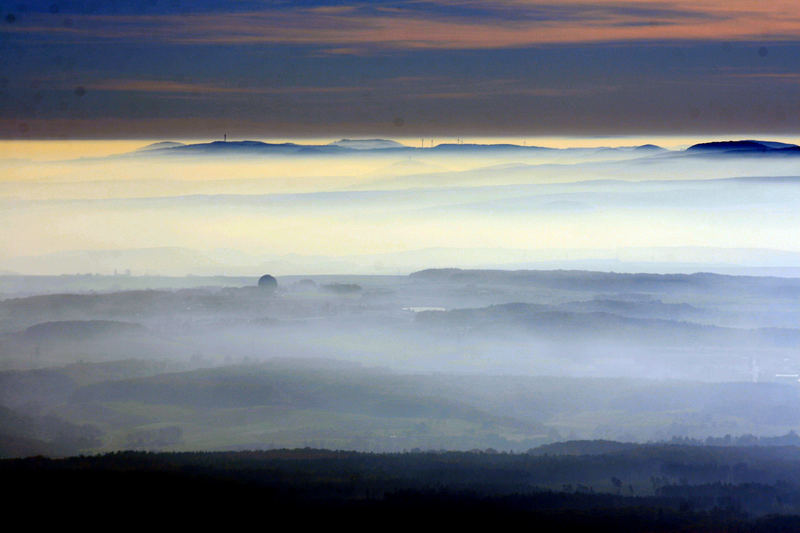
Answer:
[3,138,800,532]
[2,265,800,457]
[9,0,800,525]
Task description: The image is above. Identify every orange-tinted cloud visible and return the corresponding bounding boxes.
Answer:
[5,1,800,49]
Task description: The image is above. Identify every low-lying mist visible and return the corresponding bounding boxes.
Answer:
[1,139,799,458]
[2,140,800,274]
[0,267,799,456]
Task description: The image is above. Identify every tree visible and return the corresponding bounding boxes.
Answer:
[257,274,278,291]
[611,476,623,494]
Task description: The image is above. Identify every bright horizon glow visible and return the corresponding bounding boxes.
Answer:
[1,134,800,275]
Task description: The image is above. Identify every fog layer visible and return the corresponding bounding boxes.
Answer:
[1,139,798,456]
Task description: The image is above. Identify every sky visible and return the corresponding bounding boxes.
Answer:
[1,0,800,138]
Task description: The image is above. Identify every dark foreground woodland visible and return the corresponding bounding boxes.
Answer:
[7,447,800,532]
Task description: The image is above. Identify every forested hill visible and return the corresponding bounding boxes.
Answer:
[409,268,800,296]
[6,447,800,531]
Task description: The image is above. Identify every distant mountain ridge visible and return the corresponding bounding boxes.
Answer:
[126,139,676,157]
[686,140,800,155]
[123,138,800,158]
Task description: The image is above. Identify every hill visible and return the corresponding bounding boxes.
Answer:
[7,447,800,530]
[686,140,800,155]
[135,141,185,152]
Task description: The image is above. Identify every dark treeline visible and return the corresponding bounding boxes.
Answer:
[6,448,800,531]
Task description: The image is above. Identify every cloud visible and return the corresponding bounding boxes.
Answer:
[5,1,800,50]
[722,72,800,81]
[82,76,616,102]
[86,80,364,96]
[4,1,800,137]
